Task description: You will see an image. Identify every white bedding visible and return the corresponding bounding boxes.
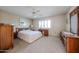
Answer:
[18,30,42,43]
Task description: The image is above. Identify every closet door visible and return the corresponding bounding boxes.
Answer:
[0,25,13,50]
[5,25,13,49]
[0,25,5,50]
[0,25,7,50]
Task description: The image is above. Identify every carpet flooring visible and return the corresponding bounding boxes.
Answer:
[7,36,66,53]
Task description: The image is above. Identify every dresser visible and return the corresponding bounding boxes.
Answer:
[0,23,13,50]
[38,29,49,36]
[60,32,79,53]
[66,36,79,53]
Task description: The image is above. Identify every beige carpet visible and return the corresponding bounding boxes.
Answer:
[7,36,66,53]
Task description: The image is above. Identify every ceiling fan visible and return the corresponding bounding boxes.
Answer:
[32,8,40,14]
[32,9,42,18]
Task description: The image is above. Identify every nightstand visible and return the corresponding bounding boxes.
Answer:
[14,31,18,39]
[38,29,49,36]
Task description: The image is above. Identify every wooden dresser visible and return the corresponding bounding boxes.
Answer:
[60,32,79,53]
[38,29,49,36]
[66,36,79,53]
[0,23,13,50]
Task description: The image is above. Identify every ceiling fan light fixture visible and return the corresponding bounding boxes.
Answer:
[32,11,36,14]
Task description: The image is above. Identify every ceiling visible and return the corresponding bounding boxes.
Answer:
[0,6,72,19]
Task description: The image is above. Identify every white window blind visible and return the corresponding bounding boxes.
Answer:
[39,20,51,28]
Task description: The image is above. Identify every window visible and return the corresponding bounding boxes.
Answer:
[39,20,51,28]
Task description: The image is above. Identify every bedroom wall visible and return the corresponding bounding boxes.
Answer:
[19,17,31,28]
[0,10,20,27]
[33,14,67,36]
[0,10,32,31]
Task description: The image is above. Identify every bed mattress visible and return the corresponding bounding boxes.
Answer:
[18,30,42,43]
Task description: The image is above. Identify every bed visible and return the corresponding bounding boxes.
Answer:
[17,29,42,43]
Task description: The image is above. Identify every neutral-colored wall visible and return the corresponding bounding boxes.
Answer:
[19,17,31,28]
[0,10,32,29]
[33,14,67,36]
